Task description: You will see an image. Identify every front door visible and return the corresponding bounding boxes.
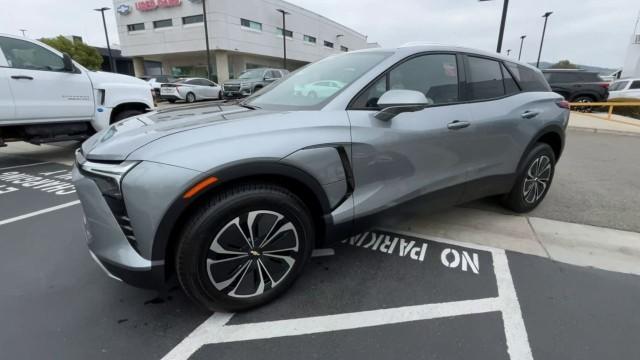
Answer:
[0,36,93,122]
[346,53,473,219]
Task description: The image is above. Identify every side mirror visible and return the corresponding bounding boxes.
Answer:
[374,89,432,121]
[62,53,74,72]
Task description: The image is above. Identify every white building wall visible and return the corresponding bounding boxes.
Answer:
[113,0,369,64]
[622,34,640,78]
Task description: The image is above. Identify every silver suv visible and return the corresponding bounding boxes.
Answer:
[222,68,288,98]
[73,44,568,311]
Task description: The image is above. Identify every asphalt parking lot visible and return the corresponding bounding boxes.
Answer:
[1,128,640,359]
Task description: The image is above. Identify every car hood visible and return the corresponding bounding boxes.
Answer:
[223,79,259,86]
[87,70,149,87]
[81,103,255,161]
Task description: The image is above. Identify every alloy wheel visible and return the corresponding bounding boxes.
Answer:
[522,155,552,204]
[206,210,299,298]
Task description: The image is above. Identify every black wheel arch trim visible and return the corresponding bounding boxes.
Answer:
[151,160,334,266]
[517,124,565,174]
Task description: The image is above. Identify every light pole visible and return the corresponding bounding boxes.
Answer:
[94,7,115,72]
[479,0,510,53]
[201,0,213,80]
[276,9,290,70]
[19,29,27,37]
[536,12,553,68]
[518,35,526,61]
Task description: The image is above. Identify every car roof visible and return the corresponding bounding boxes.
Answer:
[351,43,541,72]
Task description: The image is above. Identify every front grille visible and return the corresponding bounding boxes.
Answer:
[224,85,240,91]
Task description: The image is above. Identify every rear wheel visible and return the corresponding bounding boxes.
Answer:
[502,143,556,213]
[572,95,595,113]
[176,182,314,312]
[186,92,196,103]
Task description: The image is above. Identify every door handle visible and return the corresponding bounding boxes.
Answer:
[447,120,470,130]
[521,110,540,119]
[11,75,33,80]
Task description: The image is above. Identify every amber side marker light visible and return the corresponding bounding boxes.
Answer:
[183,177,219,199]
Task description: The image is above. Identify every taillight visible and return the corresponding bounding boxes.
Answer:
[599,82,609,89]
[556,100,570,109]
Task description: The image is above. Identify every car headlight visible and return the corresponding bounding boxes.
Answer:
[79,157,139,199]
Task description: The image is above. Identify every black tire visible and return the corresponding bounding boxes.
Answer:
[186,92,196,103]
[112,109,144,124]
[218,91,224,100]
[572,95,595,113]
[176,182,314,312]
[168,99,176,104]
[502,143,556,213]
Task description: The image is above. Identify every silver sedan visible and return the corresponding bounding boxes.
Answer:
[160,78,222,103]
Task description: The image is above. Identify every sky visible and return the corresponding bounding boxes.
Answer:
[0,0,638,69]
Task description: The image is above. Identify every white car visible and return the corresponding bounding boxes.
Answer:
[160,78,223,103]
[143,75,179,98]
[608,78,640,100]
[298,80,346,99]
[0,33,154,146]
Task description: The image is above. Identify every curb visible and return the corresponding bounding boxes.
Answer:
[568,126,640,137]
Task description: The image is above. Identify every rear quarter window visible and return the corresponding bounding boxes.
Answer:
[629,81,640,90]
[507,63,550,92]
[609,81,629,91]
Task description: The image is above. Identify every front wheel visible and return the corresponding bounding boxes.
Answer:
[502,143,556,213]
[176,182,314,312]
[186,92,196,103]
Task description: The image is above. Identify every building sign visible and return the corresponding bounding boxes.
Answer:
[135,0,182,12]
[116,4,131,15]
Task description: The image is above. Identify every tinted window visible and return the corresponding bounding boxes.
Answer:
[127,23,145,31]
[267,70,281,79]
[153,19,173,29]
[0,36,65,71]
[501,63,519,95]
[241,19,262,31]
[545,72,599,83]
[182,14,204,25]
[629,81,640,89]
[579,72,603,82]
[609,81,629,91]
[506,63,550,92]
[466,56,504,100]
[353,54,459,108]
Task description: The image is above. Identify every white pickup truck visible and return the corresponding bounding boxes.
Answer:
[0,33,154,146]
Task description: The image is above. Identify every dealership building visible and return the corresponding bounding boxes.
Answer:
[112,0,373,82]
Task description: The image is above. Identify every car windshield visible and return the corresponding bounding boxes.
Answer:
[244,51,392,110]
[609,81,628,91]
[238,69,265,79]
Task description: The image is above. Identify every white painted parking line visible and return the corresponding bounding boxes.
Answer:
[163,232,534,360]
[0,200,81,226]
[0,162,49,171]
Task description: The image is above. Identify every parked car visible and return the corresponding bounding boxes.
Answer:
[160,78,222,103]
[141,75,179,99]
[73,44,568,311]
[0,33,154,146]
[608,78,640,100]
[542,69,609,103]
[222,68,289,98]
[296,80,346,98]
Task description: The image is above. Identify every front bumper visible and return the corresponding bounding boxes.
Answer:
[72,165,165,289]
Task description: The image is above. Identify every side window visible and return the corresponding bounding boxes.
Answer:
[388,54,459,105]
[501,63,520,95]
[351,54,459,109]
[466,56,505,100]
[630,81,640,90]
[506,63,550,92]
[0,36,65,71]
[269,70,282,79]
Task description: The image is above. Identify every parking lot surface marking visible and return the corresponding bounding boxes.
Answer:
[163,230,533,360]
[0,161,49,171]
[0,200,80,226]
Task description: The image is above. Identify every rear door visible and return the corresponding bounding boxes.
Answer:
[347,53,472,218]
[0,36,93,122]
[460,56,552,198]
[627,80,640,98]
[0,44,16,121]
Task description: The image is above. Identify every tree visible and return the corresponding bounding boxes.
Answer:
[39,36,103,70]
[550,60,578,69]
